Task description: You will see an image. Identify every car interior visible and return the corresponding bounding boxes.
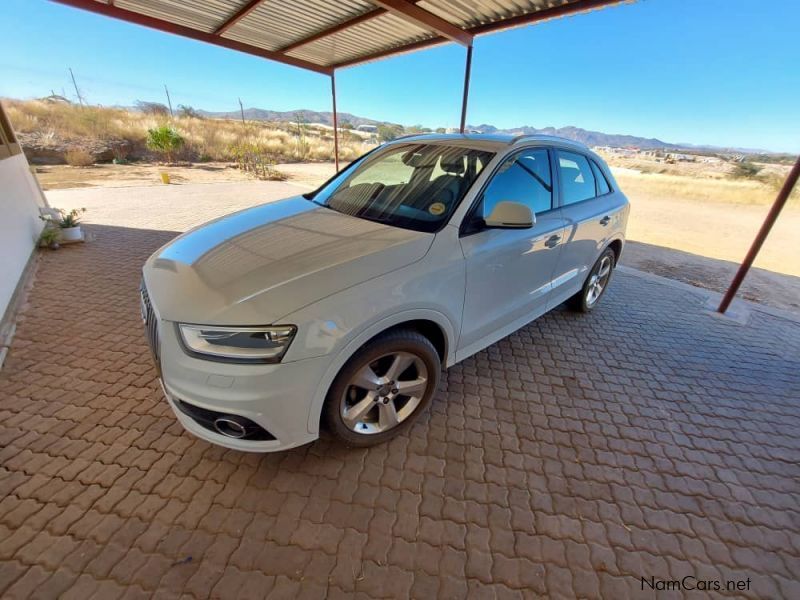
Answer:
[327,145,494,227]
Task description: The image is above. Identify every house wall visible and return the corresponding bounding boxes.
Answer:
[0,153,46,321]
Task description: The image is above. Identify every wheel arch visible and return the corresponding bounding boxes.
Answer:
[306,309,456,434]
[607,237,624,263]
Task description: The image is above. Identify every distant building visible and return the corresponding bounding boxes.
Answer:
[667,153,696,162]
[356,124,377,133]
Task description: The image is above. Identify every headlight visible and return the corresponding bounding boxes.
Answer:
[178,324,296,363]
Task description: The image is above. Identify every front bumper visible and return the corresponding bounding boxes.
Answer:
[142,286,329,452]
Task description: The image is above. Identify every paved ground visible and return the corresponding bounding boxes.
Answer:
[46,181,307,233]
[46,176,800,313]
[1,186,799,598]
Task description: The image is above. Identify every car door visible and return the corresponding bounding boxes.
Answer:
[457,147,567,360]
[547,149,623,309]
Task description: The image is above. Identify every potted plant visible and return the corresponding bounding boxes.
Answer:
[38,227,61,250]
[58,208,86,241]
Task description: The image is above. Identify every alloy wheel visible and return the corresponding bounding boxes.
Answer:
[340,351,429,435]
[586,255,613,307]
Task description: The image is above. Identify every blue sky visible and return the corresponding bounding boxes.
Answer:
[2,0,799,152]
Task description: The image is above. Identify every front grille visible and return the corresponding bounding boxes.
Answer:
[140,281,161,370]
[173,398,276,441]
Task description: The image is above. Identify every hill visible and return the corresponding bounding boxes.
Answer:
[198,107,389,129]
[198,107,761,153]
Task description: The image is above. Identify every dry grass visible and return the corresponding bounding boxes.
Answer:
[4,98,372,163]
[64,148,94,167]
[614,169,799,206]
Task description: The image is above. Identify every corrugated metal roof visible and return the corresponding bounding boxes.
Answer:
[57,0,630,72]
[287,11,435,66]
[418,0,571,29]
[222,0,375,52]
[115,0,240,34]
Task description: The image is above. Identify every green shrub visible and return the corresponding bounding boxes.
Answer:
[731,161,762,179]
[146,125,185,163]
[377,124,403,142]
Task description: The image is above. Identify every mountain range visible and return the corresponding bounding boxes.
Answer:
[197,107,762,154]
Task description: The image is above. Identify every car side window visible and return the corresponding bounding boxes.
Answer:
[481,148,552,219]
[590,160,611,195]
[557,150,597,206]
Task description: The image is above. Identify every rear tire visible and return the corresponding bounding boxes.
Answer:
[568,247,616,313]
[323,329,441,447]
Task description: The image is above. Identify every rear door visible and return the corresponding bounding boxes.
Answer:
[548,149,624,308]
[457,147,566,358]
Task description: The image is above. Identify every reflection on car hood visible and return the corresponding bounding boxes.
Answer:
[143,196,433,323]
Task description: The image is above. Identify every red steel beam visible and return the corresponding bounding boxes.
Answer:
[370,0,472,46]
[333,0,627,68]
[717,155,800,313]
[279,7,388,54]
[332,37,448,69]
[214,0,265,36]
[278,1,424,55]
[459,45,473,133]
[469,0,630,35]
[49,0,332,75]
[331,73,340,172]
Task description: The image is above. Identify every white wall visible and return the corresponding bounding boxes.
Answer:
[0,153,46,320]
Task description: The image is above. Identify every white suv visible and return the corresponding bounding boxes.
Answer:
[141,134,629,451]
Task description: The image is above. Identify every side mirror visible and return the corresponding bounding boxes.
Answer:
[484,201,535,229]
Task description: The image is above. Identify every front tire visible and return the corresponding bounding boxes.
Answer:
[323,329,441,447]
[568,247,616,313]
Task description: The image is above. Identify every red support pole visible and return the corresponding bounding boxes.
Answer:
[717,154,800,313]
[331,72,340,172]
[459,44,473,134]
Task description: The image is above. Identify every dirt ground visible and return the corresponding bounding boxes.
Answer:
[34,162,255,189]
[38,161,799,312]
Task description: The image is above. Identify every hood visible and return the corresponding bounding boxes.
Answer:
[143,196,433,324]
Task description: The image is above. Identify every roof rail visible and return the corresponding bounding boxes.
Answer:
[509,134,536,144]
[508,134,590,148]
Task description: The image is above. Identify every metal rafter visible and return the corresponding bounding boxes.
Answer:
[214,0,265,36]
[279,7,389,54]
[278,1,425,55]
[333,0,629,68]
[370,0,472,46]
[50,0,332,75]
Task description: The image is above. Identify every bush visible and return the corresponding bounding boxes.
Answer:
[229,142,287,180]
[731,161,763,179]
[64,148,94,166]
[377,124,403,142]
[146,125,185,163]
[136,100,170,116]
[178,104,203,119]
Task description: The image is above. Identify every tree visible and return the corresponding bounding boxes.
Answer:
[377,124,403,142]
[435,127,446,134]
[135,100,170,116]
[406,124,431,134]
[340,120,353,130]
[178,104,202,119]
[146,125,185,163]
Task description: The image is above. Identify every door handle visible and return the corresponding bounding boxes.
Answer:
[599,216,611,226]
[544,235,561,248]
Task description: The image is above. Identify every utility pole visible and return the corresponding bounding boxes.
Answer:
[68,68,84,107]
[164,84,174,117]
[238,98,246,125]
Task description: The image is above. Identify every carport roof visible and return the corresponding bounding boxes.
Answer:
[53,0,629,74]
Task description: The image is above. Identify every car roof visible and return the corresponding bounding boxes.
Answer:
[384,133,592,153]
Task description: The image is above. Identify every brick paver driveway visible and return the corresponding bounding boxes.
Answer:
[1,219,799,598]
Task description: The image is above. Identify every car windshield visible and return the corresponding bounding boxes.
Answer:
[310,143,495,233]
